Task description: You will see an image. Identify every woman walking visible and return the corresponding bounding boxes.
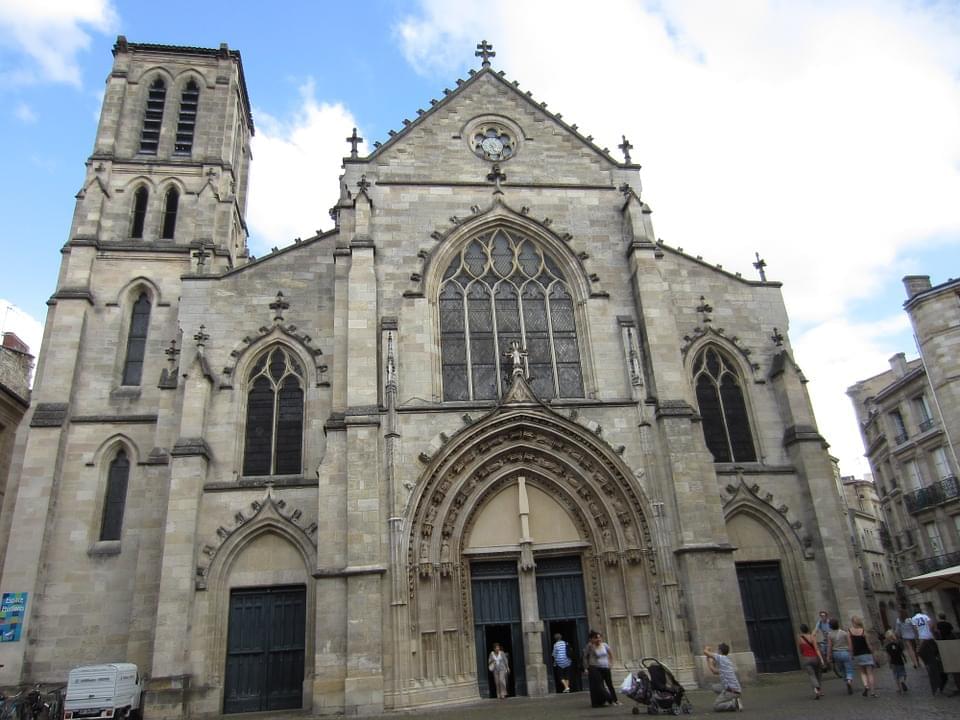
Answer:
[798,624,825,699]
[849,616,878,697]
[583,630,619,707]
[826,618,854,694]
[488,643,510,699]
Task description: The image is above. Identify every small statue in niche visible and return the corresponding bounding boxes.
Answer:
[419,536,431,562]
[440,539,451,564]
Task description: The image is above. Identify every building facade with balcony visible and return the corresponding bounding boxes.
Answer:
[848,276,960,624]
[841,476,898,629]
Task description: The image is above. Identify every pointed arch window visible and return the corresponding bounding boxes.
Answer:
[121,292,151,386]
[130,186,148,238]
[161,187,179,239]
[439,229,584,401]
[139,77,166,154]
[243,347,304,476]
[100,449,130,541]
[174,79,200,154]
[693,346,756,462]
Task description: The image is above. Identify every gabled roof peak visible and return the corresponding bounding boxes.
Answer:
[355,42,640,170]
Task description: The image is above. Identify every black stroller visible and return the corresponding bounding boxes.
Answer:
[623,657,693,715]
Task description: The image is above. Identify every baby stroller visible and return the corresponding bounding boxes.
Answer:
[626,657,693,715]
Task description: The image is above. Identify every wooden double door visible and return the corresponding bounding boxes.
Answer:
[223,585,306,714]
[736,562,799,673]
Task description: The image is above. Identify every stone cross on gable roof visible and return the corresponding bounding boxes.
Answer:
[619,135,634,164]
[346,127,363,159]
[753,252,768,282]
[475,40,495,68]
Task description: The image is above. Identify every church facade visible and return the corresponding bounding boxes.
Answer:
[0,39,864,717]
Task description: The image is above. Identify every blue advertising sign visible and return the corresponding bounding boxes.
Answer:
[0,592,28,642]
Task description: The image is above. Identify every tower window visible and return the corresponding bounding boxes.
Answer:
[139,77,166,154]
[693,346,757,462]
[243,347,304,476]
[122,292,151,386]
[99,449,130,542]
[439,228,584,401]
[161,187,179,239]
[174,80,200,154]
[130,186,148,239]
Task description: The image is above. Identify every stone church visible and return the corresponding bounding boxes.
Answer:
[0,38,864,717]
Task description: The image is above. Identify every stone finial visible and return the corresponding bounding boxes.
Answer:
[193,325,210,349]
[346,127,363,159]
[192,244,211,274]
[475,40,495,68]
[771,328,785,347]
[696,296,713,325]
[619,135,634,163]
[486,163,507,195]
[753,252,767,282]
[164,339,180,368]
[357,175,371,193]
[269,291,289,323]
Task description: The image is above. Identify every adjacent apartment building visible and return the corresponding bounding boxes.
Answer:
[848,275,960,622]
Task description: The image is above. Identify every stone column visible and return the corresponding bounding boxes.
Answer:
[146,352,214,719]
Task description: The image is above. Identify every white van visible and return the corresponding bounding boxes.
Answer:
[63,663,143,720]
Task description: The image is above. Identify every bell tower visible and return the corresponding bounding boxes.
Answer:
[0,38,253,686]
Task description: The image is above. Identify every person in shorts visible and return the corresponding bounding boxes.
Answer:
[896,607,919,668]
[551,633,573,693]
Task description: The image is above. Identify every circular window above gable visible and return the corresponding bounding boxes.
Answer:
[466,117,522,162]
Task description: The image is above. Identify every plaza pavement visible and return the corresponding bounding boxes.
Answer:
[386,666,960,720]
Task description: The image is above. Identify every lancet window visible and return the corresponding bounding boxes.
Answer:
[693,346,757,462]
[242,346,305,476]
[99,449,130,541]
[439,229,584,401]
[139,77,166,154]
[161,187,179,239]
[174,79,200,154]
[121,292,151,386]
[130,186,148,238]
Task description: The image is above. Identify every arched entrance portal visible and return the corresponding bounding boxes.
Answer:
[402,386,693,702]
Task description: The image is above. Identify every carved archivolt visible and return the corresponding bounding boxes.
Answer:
[196,489,317,589]
[722,478,814,559]
[406,407,656,603]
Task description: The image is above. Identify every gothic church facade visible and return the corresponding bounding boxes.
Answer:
[0,39,863,717]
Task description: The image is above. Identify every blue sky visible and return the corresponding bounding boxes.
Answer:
[1,0,959,476]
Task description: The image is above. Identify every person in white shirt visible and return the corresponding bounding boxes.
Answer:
[913,606,948,695]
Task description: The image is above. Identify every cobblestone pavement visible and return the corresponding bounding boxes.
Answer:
[387,667,960,720]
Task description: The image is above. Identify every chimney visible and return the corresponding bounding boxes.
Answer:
[889,352,907,377]
[2,332,30,354]
[903,275,931,299]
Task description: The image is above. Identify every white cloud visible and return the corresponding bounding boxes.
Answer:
[14,101,36,123]
[0,300,44,361]
[395,0,960,474]
[247,81,366,255]
[0,0,118,86]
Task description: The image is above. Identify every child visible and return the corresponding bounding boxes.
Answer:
[883,630,908,694]
[704,643,742,712]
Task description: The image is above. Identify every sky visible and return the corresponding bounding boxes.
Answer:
[1,0,958,477]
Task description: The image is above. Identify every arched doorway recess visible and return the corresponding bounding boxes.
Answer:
[401,389,692,700]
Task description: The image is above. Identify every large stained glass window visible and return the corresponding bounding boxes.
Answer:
[693,346,756,462]
[439,229,584,401]
[243,347,305,476]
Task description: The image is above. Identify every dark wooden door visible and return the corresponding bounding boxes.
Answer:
[536,555,588,692]
[736,562,798,673]
[472,560,526,696]
[224,585,306,714]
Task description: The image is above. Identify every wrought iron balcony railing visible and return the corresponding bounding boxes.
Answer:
[917,550,960,574]
[894,431,909,445]
[879,526,893,552]
[903,476,960,514]
[918,418,935,433]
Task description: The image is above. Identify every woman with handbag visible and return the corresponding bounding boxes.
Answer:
[488,643,510,699]
[798,624,825,699]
